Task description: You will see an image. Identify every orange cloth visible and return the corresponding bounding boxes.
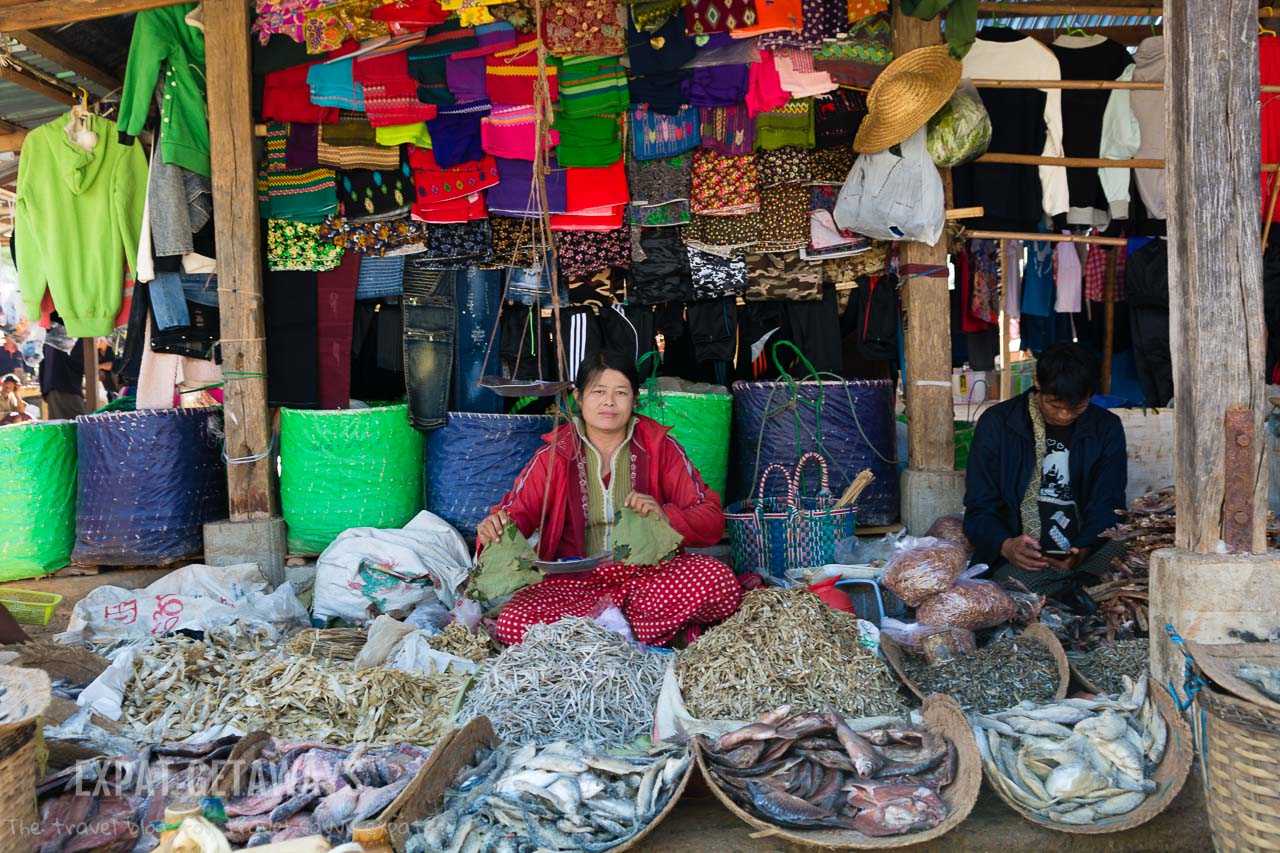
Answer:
[730,0,802,38]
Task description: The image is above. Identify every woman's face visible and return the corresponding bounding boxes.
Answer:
[577,369,635,433]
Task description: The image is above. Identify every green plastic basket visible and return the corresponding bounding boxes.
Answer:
[0,588,63,626]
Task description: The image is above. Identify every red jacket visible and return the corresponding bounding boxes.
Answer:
[492,415,725,560]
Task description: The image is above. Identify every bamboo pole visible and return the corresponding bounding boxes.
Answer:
[965,229,1129,247]
[972,79,1280,93]
[977,152,1280,171]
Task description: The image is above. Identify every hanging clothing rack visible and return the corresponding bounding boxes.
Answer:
[975,2,1163,14]
[964,230,1129,247]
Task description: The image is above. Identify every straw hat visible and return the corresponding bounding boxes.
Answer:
[854,45,962,154]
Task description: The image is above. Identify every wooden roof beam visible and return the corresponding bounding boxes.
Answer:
[0,59,74,105]
[0,0,178,31]
[12,30,122,91]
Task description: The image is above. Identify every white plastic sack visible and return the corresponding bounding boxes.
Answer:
[834,126,945,245]
[59,563,310,646]
[312,511,473,623]
[353,615,478,676]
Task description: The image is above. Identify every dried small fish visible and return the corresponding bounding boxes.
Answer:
[284,627,369,662]
[900,637,1058,714]
[428,622,496,664]
[676,589,907,721]
[1067,639,1150,696]
[461,618,665,747]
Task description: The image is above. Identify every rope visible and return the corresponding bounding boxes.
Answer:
[222,431,277,466]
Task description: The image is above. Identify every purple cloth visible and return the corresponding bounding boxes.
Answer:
[285,123,320,169]
[489,156,568,216]
[426,112,486,169]
[682,64,750,107]
[699,103,756,155]
[447,55,488,102]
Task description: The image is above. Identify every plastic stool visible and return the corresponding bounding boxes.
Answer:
[835,578,887,625]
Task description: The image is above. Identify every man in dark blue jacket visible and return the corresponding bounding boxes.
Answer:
[962,343,1128,598]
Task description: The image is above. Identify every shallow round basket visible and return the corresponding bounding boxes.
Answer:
[882,623,1070,705]
[380,716,696,853]
[984,684,1193,834]
[1067,659,1102,695]
[695,694,982,849]
[1196,682,1280,852]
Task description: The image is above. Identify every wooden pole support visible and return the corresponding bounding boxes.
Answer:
[1101,247,1117,396]
[206,0,278,520]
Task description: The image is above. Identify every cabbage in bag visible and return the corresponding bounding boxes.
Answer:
[927,81,992,167]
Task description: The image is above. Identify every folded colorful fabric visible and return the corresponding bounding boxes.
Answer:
[699,103,756,155]
[318,214,432,254]
[337,165,413,222]
[546,0,627,57]
[631,104,702,160]
[267,219,345,271]
[486,35,558,104]
[755,97,815,149]
[691,148,759,215]
[555,226,632,275]
[553,112,624,167]
[482,104,559,159]
[488,156,569,216]
[408,145,500,204]
[307,56,365,110]
[555,56,631,118]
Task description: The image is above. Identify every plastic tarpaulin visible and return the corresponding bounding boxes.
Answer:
[637,378,733,499]
[0,421,76,579]
[73,408,227,566]
[730,379,899,526]
[281,404,425,554]
[424,413,553,536]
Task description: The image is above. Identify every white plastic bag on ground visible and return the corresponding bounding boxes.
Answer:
[312,511,473,623]
[353,615,478,676]
[59,563,309,646]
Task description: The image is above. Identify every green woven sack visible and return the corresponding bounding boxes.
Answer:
[636,378,733,498]
[0,422,76,579]
[280,404,425,554]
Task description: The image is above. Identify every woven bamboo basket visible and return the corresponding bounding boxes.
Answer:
[379,716,696,853]
[1191,645,1280,853]
[881,623,1070,705]
[983,682,1193,834]
[695,694,982,849]
[0,665,51,853]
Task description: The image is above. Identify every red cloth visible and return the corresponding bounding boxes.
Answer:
[262,62,341,123]
[486,35,558,105]
[495,553,742,645]
[407,146,501,206]
[412,191,489,223]
[373,0,448,33]
[1083,242,1126,304]
[493,414,726,561]
[354,50,439,126]
[1263,37,1280,219]
[316,251,360,409]
[565,161,629,213]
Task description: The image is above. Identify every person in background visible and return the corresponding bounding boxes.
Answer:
[0,373,28,424]
[97,338,119,401]
[962,342,1128,600]
[476,351,742,646]
[40,342,85,421]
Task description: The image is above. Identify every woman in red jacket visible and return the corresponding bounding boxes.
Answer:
[477,352,742,645]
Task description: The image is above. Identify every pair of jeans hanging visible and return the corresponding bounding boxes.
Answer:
[454,267,504,414]
[402,261,455,430]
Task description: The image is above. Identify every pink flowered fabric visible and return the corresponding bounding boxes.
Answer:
[253,0,332,45]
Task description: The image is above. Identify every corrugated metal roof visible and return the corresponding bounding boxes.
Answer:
[0,44,114,129]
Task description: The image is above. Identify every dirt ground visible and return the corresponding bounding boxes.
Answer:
[9,567,1216,851]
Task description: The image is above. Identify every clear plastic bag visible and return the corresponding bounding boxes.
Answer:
[913,566,1017,630]
[924,514,973,556]
[880,536,970,606]
[879,617,977,656]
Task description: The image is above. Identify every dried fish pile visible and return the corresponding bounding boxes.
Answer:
[701,707,955,836]
[429,622,496,664]
[406,741,690,853]
[1236,662,1280,701]
[461,618,665,747]
[972,675,1168,826]
[222,738,429,846]
[1067,639,1150,696]
[676,588,907,721]
[121,623,464,746]
[285,627,369,662]
[900,637,1058,713]
[1093,488,1174,639]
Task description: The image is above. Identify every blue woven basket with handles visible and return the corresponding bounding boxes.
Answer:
[725,452,857,582]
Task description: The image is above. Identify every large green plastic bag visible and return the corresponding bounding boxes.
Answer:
[281,404,425,554]
[636,377,732,498]
[0,422,76,578]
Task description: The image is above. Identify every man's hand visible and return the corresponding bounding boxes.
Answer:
[624,491,669,523]
[1044,546,1090,572]
[1001,535,1049,571]
[476,509,510,548]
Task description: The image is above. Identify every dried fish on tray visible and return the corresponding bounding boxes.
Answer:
[676,588,907,721]
[697,696,981,848]
[120,623,464,747]
[218,736,430,846]
[403,718,693,853]
[893,635,1064,714]
[972,674,1193,833]
[460,618,665,748]
[284,627,369,662]
[1067,639,1150,696]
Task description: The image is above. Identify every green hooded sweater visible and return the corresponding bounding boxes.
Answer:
[15,113,147,337]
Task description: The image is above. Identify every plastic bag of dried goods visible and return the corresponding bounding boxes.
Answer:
[924,514,974,555]
[914,566,1017,631]
[879,617,977,656]
[880,536,970,606]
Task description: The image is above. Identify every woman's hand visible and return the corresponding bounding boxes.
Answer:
[476,509,511,548]
[624,491,669,523]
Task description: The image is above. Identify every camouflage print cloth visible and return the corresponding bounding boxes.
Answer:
[744,250,824,301]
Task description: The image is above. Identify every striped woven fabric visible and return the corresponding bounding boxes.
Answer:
[555,56,630,118]
[316,139,402,170]
[258,159,339,223]
[263,122,290,172]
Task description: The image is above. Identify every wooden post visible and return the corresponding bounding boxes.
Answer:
[893,9,954,474]
[83,338,98,412]
[1166,0,1267,553]
[205,0,277,520]
[1101,247,1116,396]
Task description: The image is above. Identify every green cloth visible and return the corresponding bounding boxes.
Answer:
[118,3,210,176]
[15,113,147,337]
[553,112,623,167]
[580,417,634,556]
[755,99,815,150]
[896,0,977,59]
[613,507,683,566]
[554,57,631,119]
[468,523,541,600]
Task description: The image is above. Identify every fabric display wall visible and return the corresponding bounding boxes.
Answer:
[244,0,905,425]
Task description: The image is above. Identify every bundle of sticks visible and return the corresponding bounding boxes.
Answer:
[1091,487,1175,641]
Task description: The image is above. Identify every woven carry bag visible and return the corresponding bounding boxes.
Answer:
[726,452,857,581]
